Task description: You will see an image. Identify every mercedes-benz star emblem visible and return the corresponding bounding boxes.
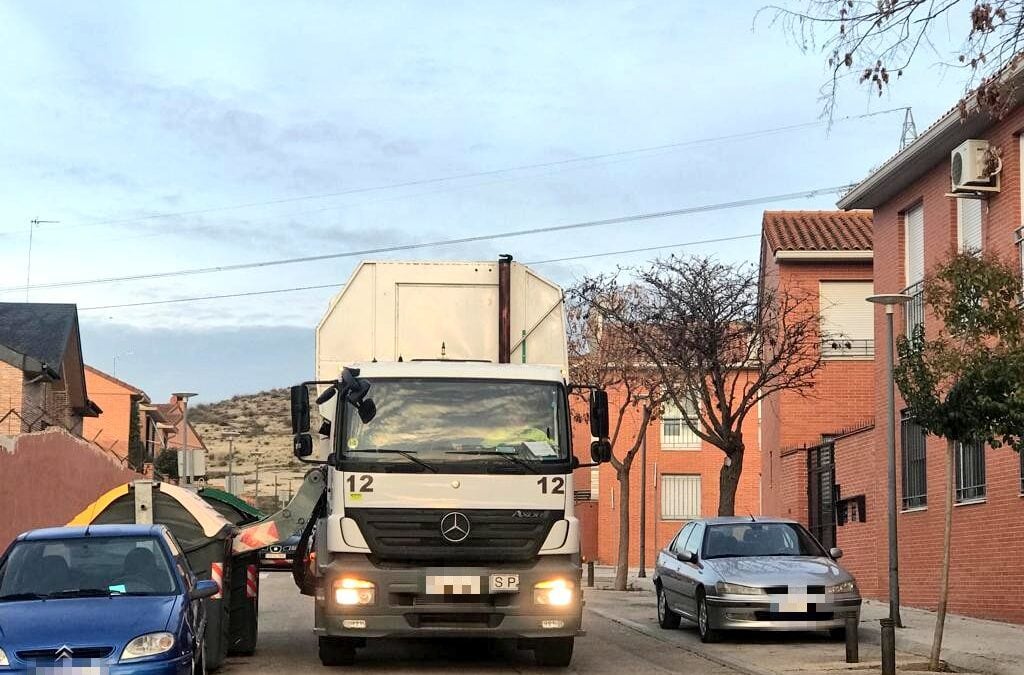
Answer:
[55,645,73,660]
[440,511,470,543]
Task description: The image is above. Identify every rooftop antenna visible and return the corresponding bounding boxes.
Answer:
[900,108,918,149]
[26,218,60,302]
[748,513,756,522]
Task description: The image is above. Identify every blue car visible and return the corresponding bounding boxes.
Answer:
[0,524,218,674]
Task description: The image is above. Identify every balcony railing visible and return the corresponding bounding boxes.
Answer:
[821,337,874,359]
[904,281,925,336]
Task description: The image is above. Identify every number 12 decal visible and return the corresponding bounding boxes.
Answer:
[537,476,565,494]
[346,474,374,492]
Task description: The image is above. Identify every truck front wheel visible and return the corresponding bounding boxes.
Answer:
[533,636,574,667]
[318,637,356,667]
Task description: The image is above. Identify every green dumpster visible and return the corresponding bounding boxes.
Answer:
[199,488,265,656]
[69,481,236,671]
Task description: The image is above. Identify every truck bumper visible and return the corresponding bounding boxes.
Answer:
[314,554,583,639]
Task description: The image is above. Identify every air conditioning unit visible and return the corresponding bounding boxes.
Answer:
[951,139,1001,193]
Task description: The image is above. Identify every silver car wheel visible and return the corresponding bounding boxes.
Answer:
[698,597,708,634]
[657,589,665,621]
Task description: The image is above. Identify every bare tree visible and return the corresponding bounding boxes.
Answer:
[576,256,822,516]
[567,287,670,591]
[761,1,1024,118]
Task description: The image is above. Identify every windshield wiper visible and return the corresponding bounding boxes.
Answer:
[445,449,540,474]
[46,588,115,598]
[0,592,46,601]
[346,448,438,473]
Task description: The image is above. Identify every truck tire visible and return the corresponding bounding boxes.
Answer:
[318,637,356,667]
[533,636,574,667]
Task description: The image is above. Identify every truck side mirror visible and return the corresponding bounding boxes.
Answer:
[293,434,313,459]
[589,389,609,439]
[290,385,310,434]
[590,439,612,463]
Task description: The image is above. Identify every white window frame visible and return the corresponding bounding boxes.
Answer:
[957,197,983,254]
[660,474,701,520]
[660,397,702,449]
[904,203,925,288]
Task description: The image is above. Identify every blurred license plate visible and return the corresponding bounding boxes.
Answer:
[38,669,105,674]
[489,574,519,593]
[265,553,286,559]
[778,598,807,613]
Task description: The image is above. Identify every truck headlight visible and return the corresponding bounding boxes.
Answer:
[334,578,376,606]
[716,582,767,595]
[121,632,175,661]
[534,579,574,606]
[827,580,857,594]
[0,646,9,666]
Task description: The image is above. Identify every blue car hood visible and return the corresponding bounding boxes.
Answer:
[0,596,178,650]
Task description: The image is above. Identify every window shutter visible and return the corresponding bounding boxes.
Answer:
[819,281,874,341]
[905,205,925,286]
[959,198,983,253]
[660,474,701,519]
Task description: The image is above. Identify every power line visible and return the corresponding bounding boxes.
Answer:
[79,232,762,311]
[1,107,904,237]
[6,184,853,294]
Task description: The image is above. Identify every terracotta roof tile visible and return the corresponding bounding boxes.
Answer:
[762,210,873,253]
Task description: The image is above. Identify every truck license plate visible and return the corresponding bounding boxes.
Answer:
[265,553,286,559]
[489,574,519,593]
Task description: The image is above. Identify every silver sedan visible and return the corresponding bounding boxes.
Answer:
[652,517,861,642]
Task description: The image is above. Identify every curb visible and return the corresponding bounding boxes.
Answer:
[586,605,777,675]
[857,625,1010,675]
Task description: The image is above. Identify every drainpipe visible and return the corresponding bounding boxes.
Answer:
[498,254,512,363]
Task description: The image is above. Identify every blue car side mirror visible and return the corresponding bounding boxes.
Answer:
[190,579,220,600]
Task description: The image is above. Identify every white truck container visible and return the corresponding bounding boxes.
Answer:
[286,256,611,668]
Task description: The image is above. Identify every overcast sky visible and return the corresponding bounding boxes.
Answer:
[0,1,968,402]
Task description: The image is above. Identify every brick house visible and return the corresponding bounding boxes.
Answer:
[572,376,762,567]
[0,303,100,436]
[836,85,1024,622]
[82,365,169,469]
[155,395,208,480]
[758,211,876,547]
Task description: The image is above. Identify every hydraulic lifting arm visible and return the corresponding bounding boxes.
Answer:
[232,467,327,555]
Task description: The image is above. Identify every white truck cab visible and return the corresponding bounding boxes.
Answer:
[287,258,611,667]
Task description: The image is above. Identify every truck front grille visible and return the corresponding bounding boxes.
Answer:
[346,508,560,563]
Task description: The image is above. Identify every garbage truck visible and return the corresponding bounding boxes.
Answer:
[234,255,611,667]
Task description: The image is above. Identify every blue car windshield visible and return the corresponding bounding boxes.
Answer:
[0,536,179,599]
[702,523,826,559]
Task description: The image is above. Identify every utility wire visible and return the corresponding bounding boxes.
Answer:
[78,232,763,311]
[1,107,904,236]
[6,184,853,294]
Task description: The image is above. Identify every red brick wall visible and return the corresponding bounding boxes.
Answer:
[867,105,1024,623]
[832,427,886,599]
[0,429,142,550]
[760,252,875,520]
[574,378,762,566]
[0,362,23,435]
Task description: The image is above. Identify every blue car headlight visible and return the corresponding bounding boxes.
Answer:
[0,646,9,666]
[121,632,175,661]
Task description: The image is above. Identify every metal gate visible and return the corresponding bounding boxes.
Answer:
[807,442,836,549]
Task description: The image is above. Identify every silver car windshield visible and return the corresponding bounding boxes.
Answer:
[702,523,826,559]
[340,378,568,465]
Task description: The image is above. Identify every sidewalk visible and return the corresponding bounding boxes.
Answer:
[584,565,1024,674]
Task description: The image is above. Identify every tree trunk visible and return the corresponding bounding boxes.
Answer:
[929,438,955,671]
[717,445,744,516]
[614,468,630,591]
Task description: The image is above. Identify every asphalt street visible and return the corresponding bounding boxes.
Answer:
[223,572,739,674]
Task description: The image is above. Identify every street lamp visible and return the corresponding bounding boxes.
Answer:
[172,392,198,486]
[222,430,241,494]
[866,293,911,631]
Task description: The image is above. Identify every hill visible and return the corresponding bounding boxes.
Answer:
[190,388,306,502]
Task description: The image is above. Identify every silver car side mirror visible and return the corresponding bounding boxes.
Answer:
[829,547,843,559]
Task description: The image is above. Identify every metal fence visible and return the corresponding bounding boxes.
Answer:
[955,440,987,502]
[900,411,927,509]
[904,281,925,336]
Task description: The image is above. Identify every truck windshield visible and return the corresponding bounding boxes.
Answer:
[340,378,569,469]
[0,536,179,600]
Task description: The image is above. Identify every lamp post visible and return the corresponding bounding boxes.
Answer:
[254,453,263,500]
[223,430,241,494]
[866,293,911,631]
[172,392,197,486]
